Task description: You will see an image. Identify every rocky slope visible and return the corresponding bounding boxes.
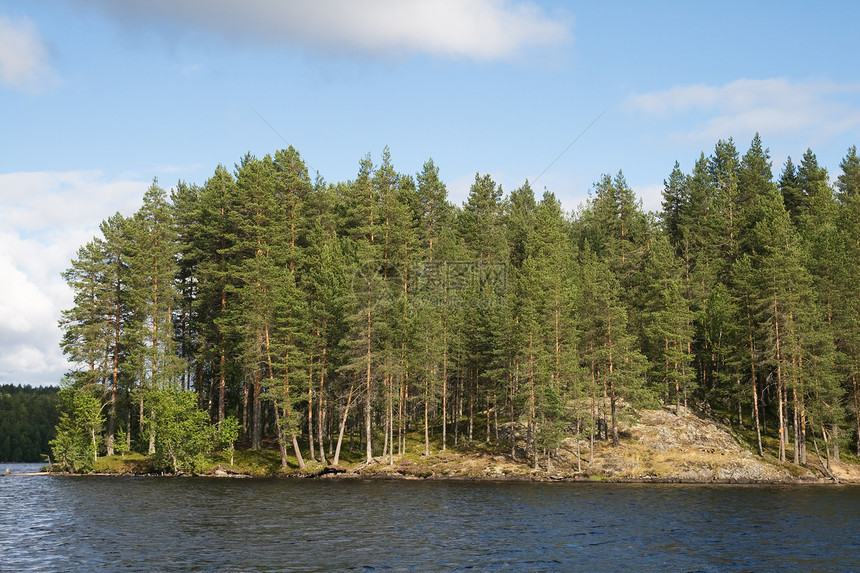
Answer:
[342,406,858,484]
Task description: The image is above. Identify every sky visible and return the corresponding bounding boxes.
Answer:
[2,0,860,387]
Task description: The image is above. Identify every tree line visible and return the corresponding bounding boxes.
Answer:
[0,384,58,462]
[54,137,860,473]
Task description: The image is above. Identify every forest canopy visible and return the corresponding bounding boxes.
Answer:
[53,137,860,473]
[0,384,58,462]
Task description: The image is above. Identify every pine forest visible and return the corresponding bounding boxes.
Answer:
[52,136,860,475]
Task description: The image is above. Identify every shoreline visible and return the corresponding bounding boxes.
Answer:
[25,407,860,485]
[32,465,854,485]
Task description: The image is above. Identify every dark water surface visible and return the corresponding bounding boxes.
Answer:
[2,462,858,571]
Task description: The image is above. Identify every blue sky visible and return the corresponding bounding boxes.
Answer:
[2,0,859,386]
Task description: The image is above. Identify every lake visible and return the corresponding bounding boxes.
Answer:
[2,462,859,571]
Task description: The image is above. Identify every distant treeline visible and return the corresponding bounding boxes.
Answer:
[53,136,860,474]
[0,384,58,462]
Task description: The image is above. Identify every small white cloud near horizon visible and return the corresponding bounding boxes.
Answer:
[627,78,860,143]
[71,0,571,61]
[0,13,57,92]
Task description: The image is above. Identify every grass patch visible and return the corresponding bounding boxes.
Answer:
[217,447,283,476]
[93,452,152,474]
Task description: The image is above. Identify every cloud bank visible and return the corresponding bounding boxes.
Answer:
[71,0,571,60]
[0,171,146,386]
[628,78,860,143]
[0,13,56,91]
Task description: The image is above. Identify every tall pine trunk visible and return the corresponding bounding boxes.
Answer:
[775,295,786,463]
[317,344,328,464]
[333,383,355,466]
[365,307,373,463]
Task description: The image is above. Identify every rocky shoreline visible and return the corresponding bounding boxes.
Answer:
[36,406,860,484]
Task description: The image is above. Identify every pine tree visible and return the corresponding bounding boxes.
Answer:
[641,232,696,411]
[709,138,741,272]
[746,170,824,462]
[516,190,579,468]
[98,213,134,454]
[170,181,202,394]
[795,150,845,461]
[338,154,383,463]
[60,238,110,384]
[195,165,242,425]
[586,172,650,355]
[578,248,649,446]
[672,155,721,397]
[231,153,281,450]
[731,253,763,454]
[127,179,184,453]
[836,146,860,454]
[661,161,688,247]
[304,223,350,464]
[458,173,508,445]
[59,230,121,454]
[373,148,419,463]
[414,158,455,455]
[724,134,777,431]
[778,156,803,225]
[268,266,309,468]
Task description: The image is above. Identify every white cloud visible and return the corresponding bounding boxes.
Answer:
[71,0,571,61]
[632,183,663,215]
[0,255,54,335]
[0,345,59,379]
[0,171,147,386]
[627,78,860,143]
[0,13,57,92]
[0,171,144,233]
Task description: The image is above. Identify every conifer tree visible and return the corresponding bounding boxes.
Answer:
[778,156,803,225]
[339,154,384,462]
[794,150,845,459]
[193,165,242,425]
[516,190,579,467]
[671,155,721,395]
[836,146,860,453]
[414,158,455,455]
[268,266,309,468]
[725,135,776,428]
[641,232,695,411]
[231,153,281,450]
[578,248,649,446]
[126,180,184,453]
[98,213,134,454]
[744,160,828,462]
[372,149,419,462]
[170,181,202,394]
[304,223,350,464]
[458,173,508,445]
[709,138,741,271]
[661,161,688,247]
[60,239,111,386]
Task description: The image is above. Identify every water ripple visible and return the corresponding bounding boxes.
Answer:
[1,472,858,572]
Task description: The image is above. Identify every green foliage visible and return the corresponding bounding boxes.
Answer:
[50,385,103,472]
[53,136,860,475]
[147,388,213,474]
[0,385,58,462]
[216,416,240,466]
[114,426,130,459]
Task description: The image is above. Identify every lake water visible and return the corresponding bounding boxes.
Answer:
[2,462,859,571]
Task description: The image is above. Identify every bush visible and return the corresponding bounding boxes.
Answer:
[147,388,214,474]
[50,387,103,472]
